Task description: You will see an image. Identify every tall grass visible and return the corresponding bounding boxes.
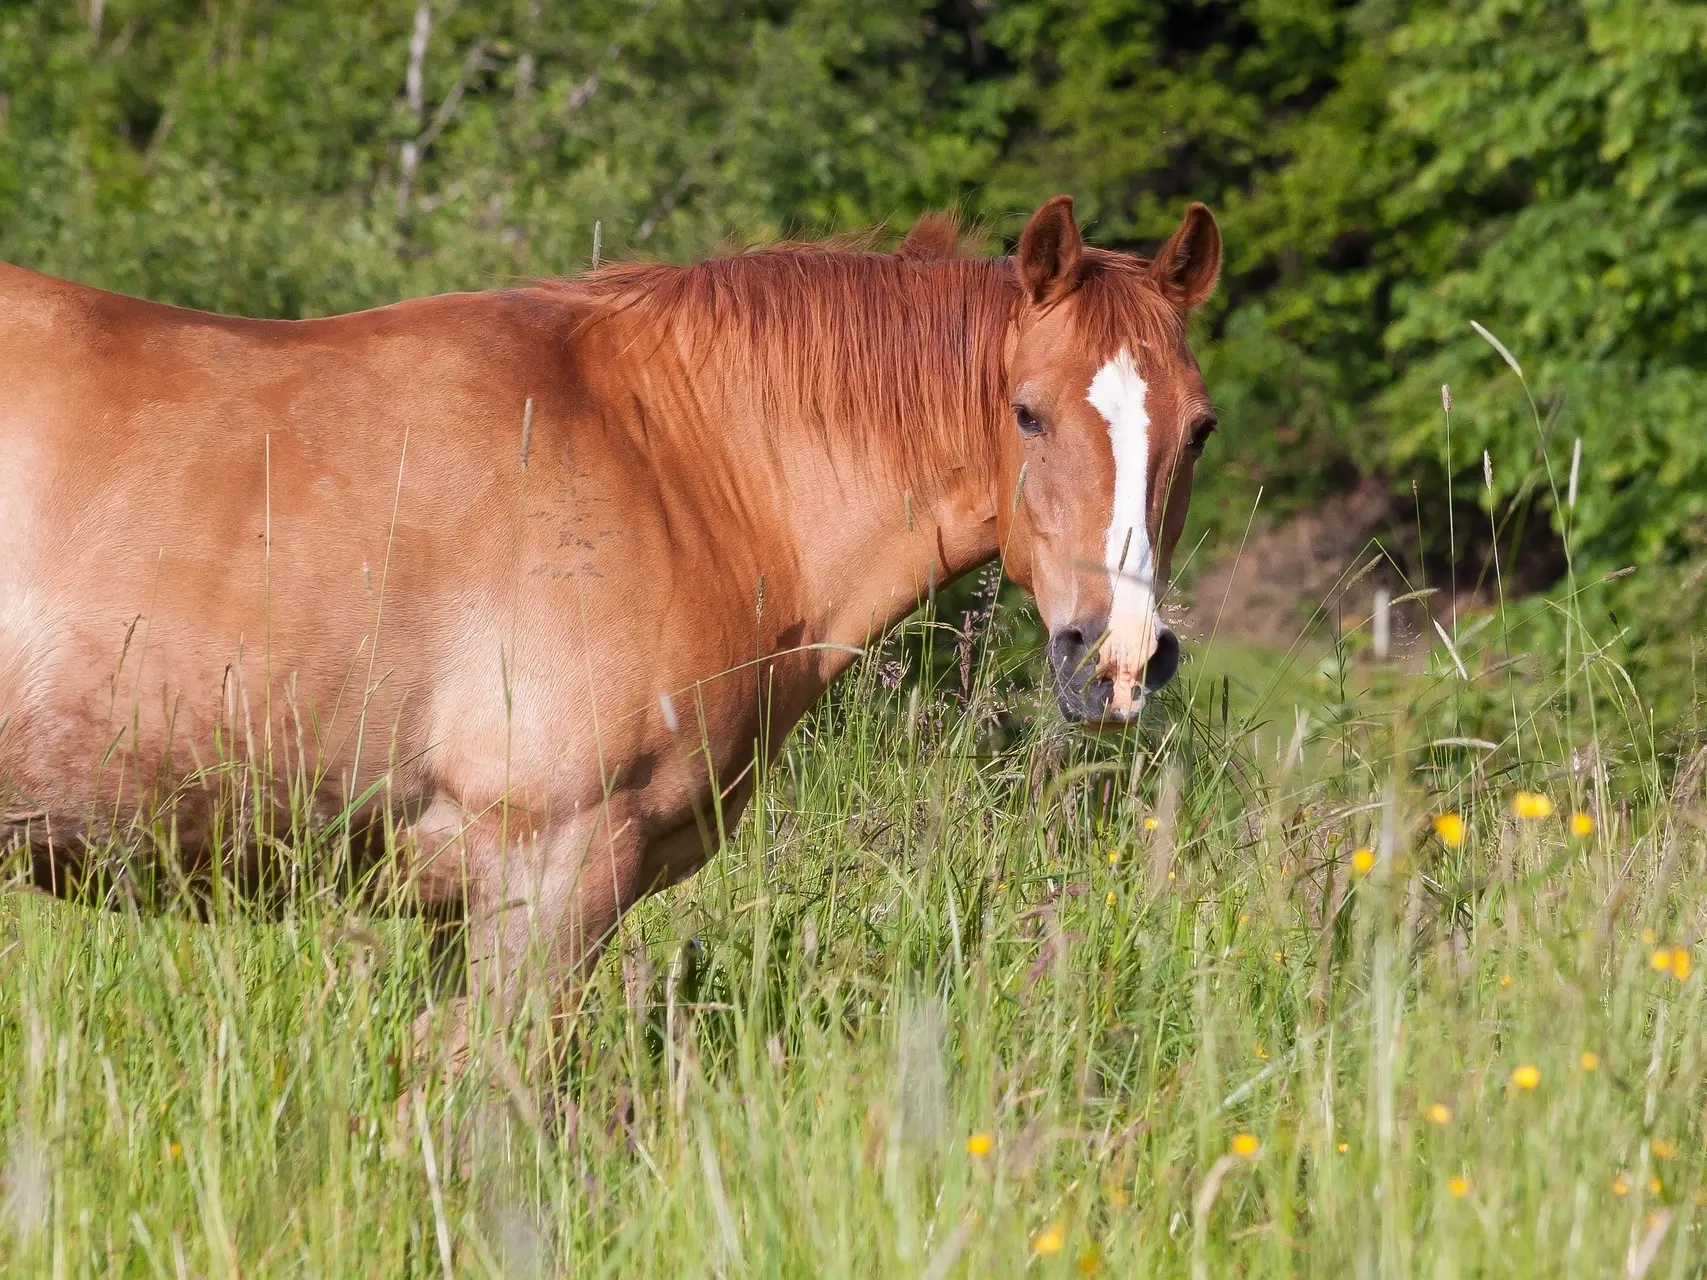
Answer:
[3,351,1704,1276]
[1,577,1701,1276]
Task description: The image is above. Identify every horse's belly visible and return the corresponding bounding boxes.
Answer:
[0,551,430,849]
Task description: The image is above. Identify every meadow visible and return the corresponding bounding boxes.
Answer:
[3,517,1703,1277]
[8,1,1707,1274]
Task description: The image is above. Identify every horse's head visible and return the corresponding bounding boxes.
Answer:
[996,195,1221,726]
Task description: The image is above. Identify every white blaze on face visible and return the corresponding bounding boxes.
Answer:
[1086,347,1159,710]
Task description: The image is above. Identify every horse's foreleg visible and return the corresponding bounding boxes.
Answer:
[402,794,645,1084]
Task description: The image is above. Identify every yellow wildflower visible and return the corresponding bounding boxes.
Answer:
[1351,846,1376,874]
[1143,817,1159,831]
[1231,1133,1261,1159]
[1650,1176,1663,1195]
[1337,1141,1349,1154]
[1652,1139,1675,1159]
[1426,1103,1452,1125]
[1673,949,1693,981]
[1448,1175,1470,1198]
[1107,850,1120,866]
[1272,952,1283,964]
[1570,811,1594,837]
[1032,1223,1066,1256]
[1255,1045,1269,1061]
[1511,791,1554,820]
[1433,812,1467,846]
[1510,1064,1541,1091]
[966,1133,993,1158]
[1106,891,1116,906]
[1076,1246,1101,1276]
[1499,974,1513,987]
[1580,1051,1600,1071]
[169,1142,181,1159]
[1651,947,1674,972]
[1613,1174,1630,1197]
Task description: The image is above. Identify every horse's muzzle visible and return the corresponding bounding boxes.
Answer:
[1048,619,1180,725]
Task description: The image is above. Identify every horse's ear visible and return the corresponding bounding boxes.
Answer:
[898,211,961,260]
[1149,202,1221,310]
[1016,196,1082,305]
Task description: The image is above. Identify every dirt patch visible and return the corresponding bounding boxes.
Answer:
[1177,474,1570,652]
[1178,478,1422,649]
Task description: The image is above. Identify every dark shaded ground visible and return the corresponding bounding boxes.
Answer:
[1182,477,1567,650]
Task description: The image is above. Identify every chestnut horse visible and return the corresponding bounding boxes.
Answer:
[0,195,1219,1063]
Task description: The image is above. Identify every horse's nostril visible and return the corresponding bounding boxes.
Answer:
[1143,625,1181,691]
[1049,625,1087,670]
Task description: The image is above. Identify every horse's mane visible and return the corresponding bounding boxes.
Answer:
[560,214,1186,491]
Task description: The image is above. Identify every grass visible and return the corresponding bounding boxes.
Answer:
[1,333,1699,1276]
[2,566,1705,1277]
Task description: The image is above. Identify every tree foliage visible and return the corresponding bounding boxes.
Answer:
[5,0,1707,580]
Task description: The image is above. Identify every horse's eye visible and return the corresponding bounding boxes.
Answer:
[1187,413,1218,457]
[1015,404,1044,438]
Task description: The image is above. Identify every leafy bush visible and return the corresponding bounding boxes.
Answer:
[9,1,1707,623]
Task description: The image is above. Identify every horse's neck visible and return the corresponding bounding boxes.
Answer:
[762,324,1007,661]
[744,363,1008,667]
[587,259,1011,672]
[779,454,1004,657]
